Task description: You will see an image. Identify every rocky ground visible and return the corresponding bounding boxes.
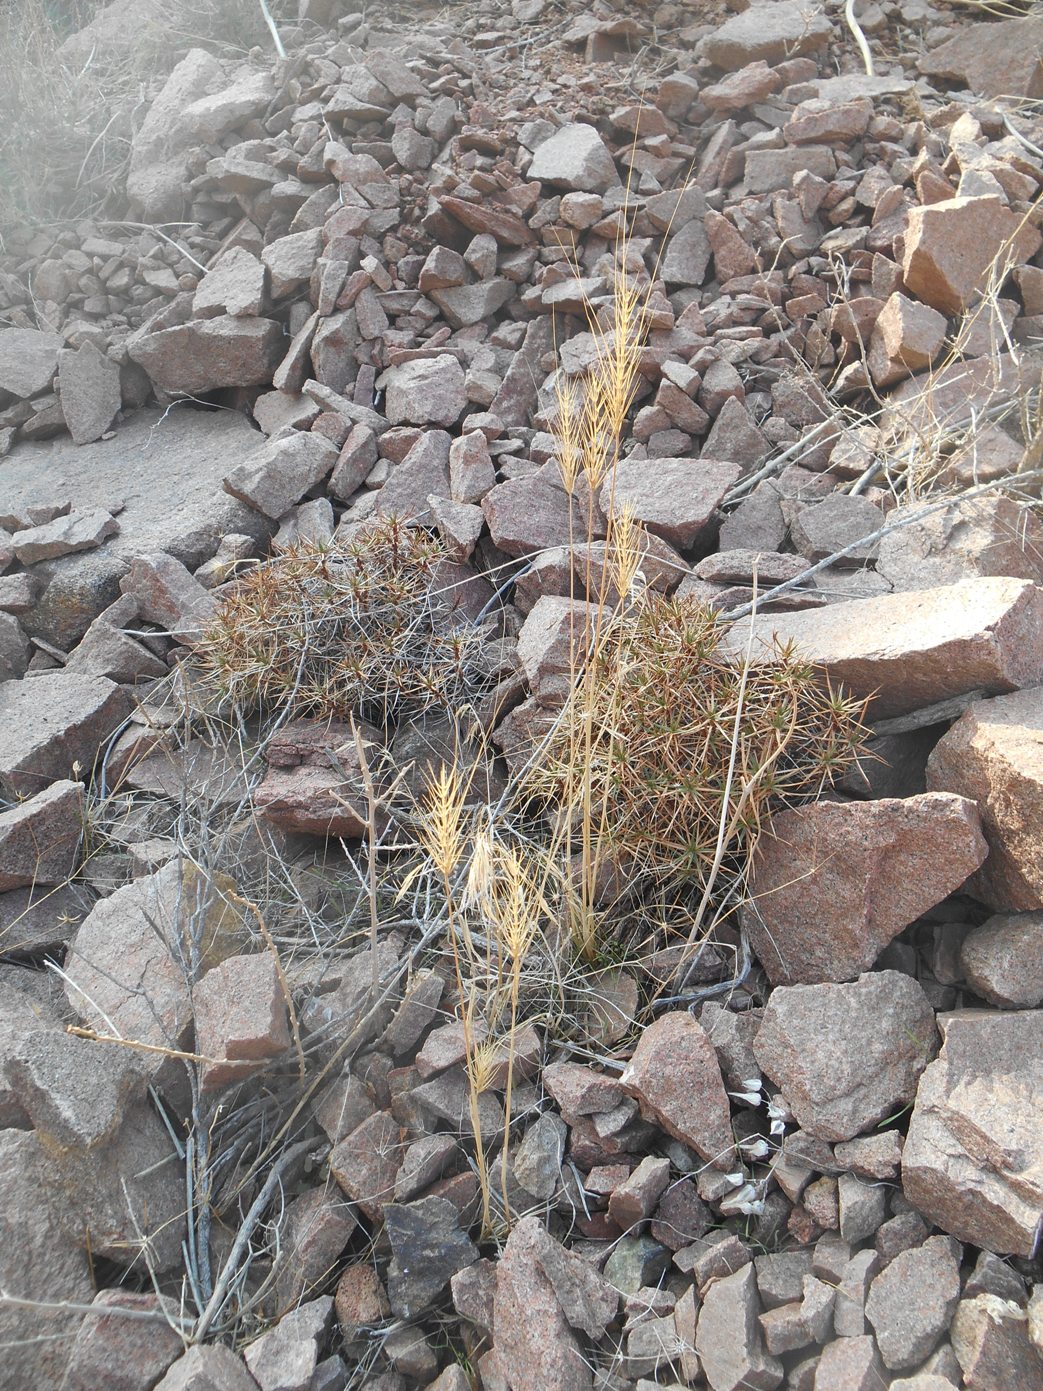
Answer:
[1,0,1043,1388]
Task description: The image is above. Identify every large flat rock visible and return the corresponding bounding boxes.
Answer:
[724,577,1043,719]
[0,406,271,648]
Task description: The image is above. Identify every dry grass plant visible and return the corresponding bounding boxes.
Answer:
[0,0,292,231]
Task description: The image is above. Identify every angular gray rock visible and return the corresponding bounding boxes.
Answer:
[0,672,129,798]
[223,431,338,519]
[527,122,621,193]
[865,1237,963,1370]
[385,1196,479,1319]
[0,778,84,890]
[12,507,119,564]
[0,1129,92,1388]
[58,341,122,444]
[753,972,938,1142]
[383,356,467,427]
[64,861,247,1060]
[0,327,63,398]
[128,314,284,393]
[902,1009,1043,1256]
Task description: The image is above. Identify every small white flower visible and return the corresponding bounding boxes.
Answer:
[740,1138,771,1159]
[729,1089,763,1106]
[741,1076,763,1093]
[724,1171,747,1187]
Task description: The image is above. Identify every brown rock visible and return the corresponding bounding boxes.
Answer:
[951,1293,1043,1390]
[877,495,1043,593]
[725,578,1043,720]
[64,1291,184,1391]
[602,458,740,551]
[58,341,122,444]
[867,292,947,388]
[517,596,592,707]
[753,972,938,1142]
[959,912,1043,1007]
[449,430,496,504]
[439,194,535,248]
[742,793,988,985]
[0,778,84,891]
[494,1214,593,1391]
[335,1263,390,1338]
[903,196,1042,316]
[608,1155,671,1231]
[865,1236,962,1370]
[128,314,283,393]
[0,671,130,799]
[902,1009,1043,1257]
[375,429,452,523]
[918,16,1043,99]
[926,686,1043,911]
[620,1012,735,1166]
[193,952,291,1091]
[255,718,382,838]
[695,1263,783,1391]
[329,1110,405,1221]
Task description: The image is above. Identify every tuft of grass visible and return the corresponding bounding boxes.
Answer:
[0,0,293,232]
[198,519,500,731]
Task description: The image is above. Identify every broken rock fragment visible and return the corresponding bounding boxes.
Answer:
[527,122,620,193]
[695,1262,783,1391]
[902,1009,1043,1257]
[223,431,338,519]
[927,685,1043,911]
[959,911,1043,1007]
[620,1011,734,1166]
[726,577,1043,719]
[493,1214,593,1391]
[743,793,988,985]
[193,952,291,1091]
[0,671,130,798]
[128,314,284,393]
[0,778,84,891]
[903,195,1042,315]
[754,972,938,1142]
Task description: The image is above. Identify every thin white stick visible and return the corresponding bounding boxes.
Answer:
[845,0,875,78]
[259,0,287,59]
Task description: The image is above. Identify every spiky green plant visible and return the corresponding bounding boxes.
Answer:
[199,518,497,729]
[523,593,870,933]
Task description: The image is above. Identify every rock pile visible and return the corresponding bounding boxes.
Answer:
[1,0,1043,1388]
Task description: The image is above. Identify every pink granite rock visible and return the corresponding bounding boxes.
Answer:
[926,685,1043,911]
[620,1012,735,1167]
[743,793,988,985]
